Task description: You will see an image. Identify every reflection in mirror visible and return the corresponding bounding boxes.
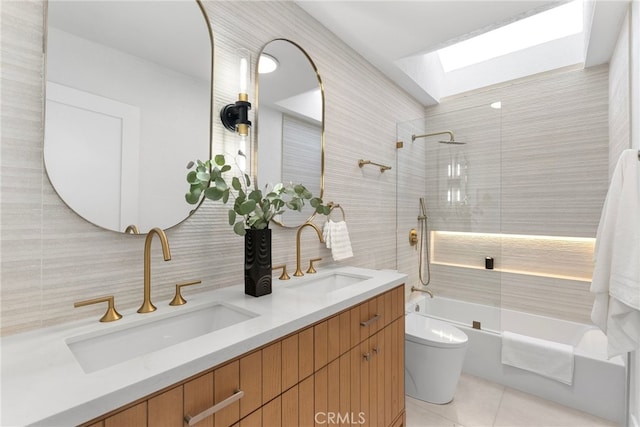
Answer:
[44,0,212,233]
[256,39,324,227]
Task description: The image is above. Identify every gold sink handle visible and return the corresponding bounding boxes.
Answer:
[306,257,322,274]
[169,280,202,306]
[74,295,122,322]
[273,264,290,280]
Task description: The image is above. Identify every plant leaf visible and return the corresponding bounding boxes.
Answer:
[221,165,231,173]
[231,176,242,191]
[239,199,257,215]
[233,221,246,236]
[186,170,198,183]
[222,188,230,204]
[196,171,210,182]
[185,191,200,204]
[214,154,226,166]
[204,186,224,201]
[248,190,262,203]
[228,209,236,226]
[213,177,228,191]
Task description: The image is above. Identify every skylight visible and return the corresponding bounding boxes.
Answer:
[437,0,584,72]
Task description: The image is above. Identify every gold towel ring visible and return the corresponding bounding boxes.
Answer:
[327,202,346,221]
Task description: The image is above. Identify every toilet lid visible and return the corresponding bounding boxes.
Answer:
[405,313,468,349]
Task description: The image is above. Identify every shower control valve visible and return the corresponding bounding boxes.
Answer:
[409,229,418,246]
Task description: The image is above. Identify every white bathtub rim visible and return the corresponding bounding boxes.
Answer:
[406,295,625,366]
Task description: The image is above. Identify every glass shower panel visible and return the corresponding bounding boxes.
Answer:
[396,103,502,332]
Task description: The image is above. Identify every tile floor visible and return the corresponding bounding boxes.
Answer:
[405,373,619,427]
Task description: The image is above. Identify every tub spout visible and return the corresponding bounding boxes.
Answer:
[411,285,434,298]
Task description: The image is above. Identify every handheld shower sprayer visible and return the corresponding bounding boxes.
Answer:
[419,197,427,221]
[417,197,431,287]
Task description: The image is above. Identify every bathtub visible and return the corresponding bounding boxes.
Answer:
[406,295,626,424]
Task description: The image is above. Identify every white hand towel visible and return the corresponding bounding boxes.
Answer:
[323,220,332,248]
[590,149,640,357]
[324,220,353,261]
[501,331,574,385]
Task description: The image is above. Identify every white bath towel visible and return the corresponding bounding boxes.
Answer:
[590,149,640,358]
[323,220,354,261]
[502,331,575,385]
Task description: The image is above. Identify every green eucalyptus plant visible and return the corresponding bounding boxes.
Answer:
[186,153,330,236]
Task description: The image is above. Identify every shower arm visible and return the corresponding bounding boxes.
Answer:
[411,130,455,143]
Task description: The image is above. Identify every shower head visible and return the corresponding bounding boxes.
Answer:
[411,130,466,145]
[438,139,466,145]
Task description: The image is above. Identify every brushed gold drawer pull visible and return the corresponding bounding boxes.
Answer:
[360,314,381,327]
[363,352,371,362]
[184,390,244,426]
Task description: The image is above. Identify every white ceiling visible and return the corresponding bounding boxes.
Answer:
[295,0,631,106]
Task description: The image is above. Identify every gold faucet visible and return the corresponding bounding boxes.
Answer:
[294,222,324,277]
[138,227,172,313]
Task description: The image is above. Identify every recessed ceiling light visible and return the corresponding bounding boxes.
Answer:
[437,0,583,72]
[258,53,279,74]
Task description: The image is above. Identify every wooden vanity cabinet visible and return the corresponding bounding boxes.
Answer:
[82,285,406,427]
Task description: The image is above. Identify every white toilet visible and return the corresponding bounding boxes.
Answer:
[405,312,468,404]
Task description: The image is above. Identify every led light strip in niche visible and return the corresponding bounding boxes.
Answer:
[430,231,596,282]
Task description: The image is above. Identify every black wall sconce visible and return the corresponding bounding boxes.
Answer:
[220,94,251,138]
[220,49,252,140]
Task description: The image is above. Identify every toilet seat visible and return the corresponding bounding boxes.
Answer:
[405,313,468,349]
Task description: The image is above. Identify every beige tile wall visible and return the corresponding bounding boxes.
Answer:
[0,0,423,335]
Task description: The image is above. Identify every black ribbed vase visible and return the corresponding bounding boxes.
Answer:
[244,228,272,297]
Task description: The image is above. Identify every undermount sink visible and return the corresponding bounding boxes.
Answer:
[283,271,372,294]
[66,302,258,373]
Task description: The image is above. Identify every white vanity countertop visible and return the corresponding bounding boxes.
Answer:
[0,266,406,426]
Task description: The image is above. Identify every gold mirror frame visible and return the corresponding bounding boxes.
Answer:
[254,39,325,228]
[43,0,214,234]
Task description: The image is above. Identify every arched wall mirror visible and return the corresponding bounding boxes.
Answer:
[44,0,213,234]
[256,39,324,228]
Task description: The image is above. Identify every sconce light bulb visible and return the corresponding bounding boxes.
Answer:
[239,57,249,94]
[238,134,247,172]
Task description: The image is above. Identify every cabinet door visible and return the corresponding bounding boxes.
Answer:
[299,375,315,427]
[349,344,361,425]
[215,361,240,427]
[148,385,183,427]
[327,358,340,421]
[262,341,282,403]
[104,402,146,427]
[299,327,315,380]
[339,310,351,354]
[282,333,299,391]
[314,320,328,371]
[184,372,214,427]
[327,315,341,364]
[384,323,394,427]
[262,395,281,426]
[237,408,261,427]
[282,384,298,426]
[338,352,351,427]
[396,317,405,417]
[314,365,327,427]
[359,340,370,426]
[240,350,262,419]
